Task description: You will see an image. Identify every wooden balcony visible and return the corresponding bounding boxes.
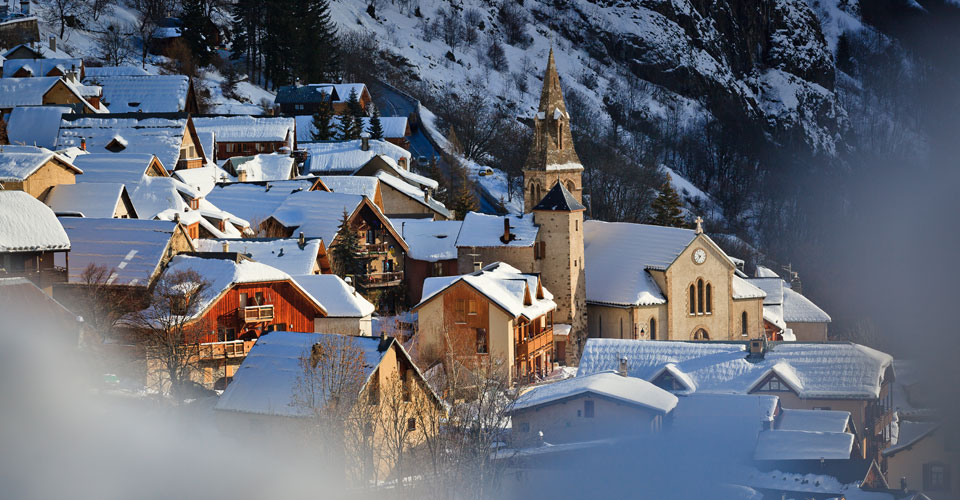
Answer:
[363,271,403,288]
[516,326,553,360]
[4,267,68,288]
[197,340,256,360]
[238,304,274,322]
[176,157,204,170]
[359,242,388,256]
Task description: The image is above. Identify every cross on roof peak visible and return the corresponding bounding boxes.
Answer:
[695,216,703,234]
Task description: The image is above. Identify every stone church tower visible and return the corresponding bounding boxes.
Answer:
[533,182,587,364]
[523,48,584,213]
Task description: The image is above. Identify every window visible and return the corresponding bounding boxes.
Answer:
[455,299,466,314]
[267,323,286,332]
[368,377,379,405]
[225,143,235,153]
[519,422,530,432]
[575,219,579,231]
[433,262,443,276]
[689,285,696,315]
[217,328,236,342]
[757,376,791,392]
[697,279,704,314]
[255,292,265,305]
[693,328,709,340]
[583,400,595,418]
[476,328,488,354]
[468,299,477,315]
[653,372,686,392]
[705,283,712,314]
[741,312,748,336]
[650,318,657,340]
[407,418,416,431]
[239,293,248,307]
[295,104,304,111]
[924,463,950,491]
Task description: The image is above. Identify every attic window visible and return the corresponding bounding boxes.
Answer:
[127,102,140,108]
[105,136,128,152]
[653,371,686,392]
[755,375,792,393]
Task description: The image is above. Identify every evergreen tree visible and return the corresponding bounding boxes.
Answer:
[369,105,384,140]
[450,160,478,220]
[331,210,366,286]
[650,178,686,228]
[311,103,334,141]
[337,114,359,140]
[346,88,365,117]
[299,0,340,82]
[179,0,213,66]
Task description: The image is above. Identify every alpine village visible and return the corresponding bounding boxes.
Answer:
[0,0,955,499]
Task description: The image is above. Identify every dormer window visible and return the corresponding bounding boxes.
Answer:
[755,375,792,393]
[105,137,127,152]
[189,198,199,210]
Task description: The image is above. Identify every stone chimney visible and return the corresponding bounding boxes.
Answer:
[48,35,56,53]
[790,271,802,294]
[500,218,513,244]
[748,338,767,359]
[222,241,229,253]
[360,132,370,151]
[617,357,628,377]
[298,231,305,249]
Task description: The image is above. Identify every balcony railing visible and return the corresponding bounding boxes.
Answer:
[359,242,389,256]
[363,271,403,287]
[3,267,68,288]
[197,340,256,360]
[239,304,274,322]
[516,327,554,359]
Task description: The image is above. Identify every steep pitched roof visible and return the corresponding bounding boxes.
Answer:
[302,141,411,175]
[0,191,71,252]
[394,219,461,262]
[532,181,585,211]
[57,114,196,172]
[0,145,81,181]
[83,74,192,113]
[2,58,82,78]
[192,115,295,144]
[71,153,165,186]
[512,371,678,414]
[578,339,894,400]
[275,84,336,104]
[456,212,539,248]
[524,48,582,173]
[416,262,555,320]
[196,237,323,276]
[45,182,132,218]
[5,106,70,148]
[205,179,319,222]
[782,286,831,323]
[0,77,102,113]
[291,274,375,317]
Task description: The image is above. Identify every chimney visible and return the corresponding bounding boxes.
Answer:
[473,261,483,272]
[237,169,247,182]
[748,338,767,359]
[173,213,181,223]
[617,357,628,377]
[79,138,86,151]
[222,242,229,253]
[298,231,305,249]
[790,271,802,294]
[500,218,513,244]
[360,132,370,151]
[423,188,430,203]
[49,35,56,53]
[378,330,390,350]
[21,0,29,15]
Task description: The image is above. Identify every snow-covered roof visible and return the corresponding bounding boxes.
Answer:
[291,274,375,317]
[172,165,223,196]
[532,182,585,211]
[2,58,82,78]
[225,154,295,182]
[45,182,128,218]
[0,77,102,113]
[883,420,939,457]
[83,66,149,77]
[275,83,367,105]
[83,75,191,113]
[754,430,854,461]
[71,153,160,186]
[417,262,556,320]
[583,221,700,306]
[215,331,391,417]
[196,238,322,276]
[0,191,70,252]
[455,212,539,248]
[375,171,451,218]
[777,409,850,433]
[394,218,461,262]
[318,175,380,200]
[732,275,767,300]
[5,106,70,148]
[755,265,781,278]
[205,180,318,223]
[294,115,410,142]
[163,255,326,318]
[193,116,295,143]
[511,372,677,414]
[57,115,191,173]
[302,140,411,174]
[671,393,779,423]
[3,42,72,60]
[270,191,373,244]
[782,286,831,323]
[577,339,894,400]
[58,217,185,285]
[0,145,80,181]
[368,154,438,190]
[745,277,783,306]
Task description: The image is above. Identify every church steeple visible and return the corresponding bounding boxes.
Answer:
[523,48,583,213]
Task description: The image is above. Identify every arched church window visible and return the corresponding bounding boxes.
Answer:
[693,328,709,340]
[697,279,704,314]
[741,312,748,337]
[650,318,657,340]
[689,285,696,315]
[705,283,712,314]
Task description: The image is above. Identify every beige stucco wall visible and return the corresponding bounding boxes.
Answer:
[588,303,667,340]
[533,210,585,336]
[315,316,373,337]
[787,322,829,342]
[9,160,77,200]
[510,394,661,446]
[665,235,735,340]
[730,297,765,340]
[885,431,959,500]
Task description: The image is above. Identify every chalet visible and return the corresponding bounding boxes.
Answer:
[3,39,72,60]
[56,217,194,288]
[275,82,371,115]
[192,116,296,161]
[221,154,296,182]
[57,113,208,172]
[0,145,82,200]
[2,58,83,78]
[295,115,412,149]
[5,105,71,148]
[81,74,199,113]
[196,237,330,276]
[355,153,429,189]
[148,255,330,389]
[214,330,442,479]
[71,153,168,186]
[0,76,105,114]
[292,274,376,336]
[319,173,449,221]
[883,420,956,500]
[262,191,409,294]
[0,191,70,291]
[394,218,461,305]
[577,338,896,462]
[508,371,677,446]
[302,138,412,174]
[45,182,138,218]
[413,262,558,382]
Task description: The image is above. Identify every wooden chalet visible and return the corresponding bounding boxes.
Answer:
[0,145,82,200]
[192,115,296,161]
[0,76,104,115]
[394,219,461,305]
[2,58,84,79]
[275,83,371,116]
[0,191,71,291]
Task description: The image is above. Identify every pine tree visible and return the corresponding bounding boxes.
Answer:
[650,178,686,228]
[346,88,365,117]
[450,160,478,220]
[179,0,213,66]
[331,210,366,286]
[337,114,359,140]
[300,0,340,82]
[369,105,384,140]
[311,103,334,141]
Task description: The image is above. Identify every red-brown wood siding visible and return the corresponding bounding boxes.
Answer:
[195,281,324,343]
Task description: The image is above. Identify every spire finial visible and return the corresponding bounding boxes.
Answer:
[695,216,704,234]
